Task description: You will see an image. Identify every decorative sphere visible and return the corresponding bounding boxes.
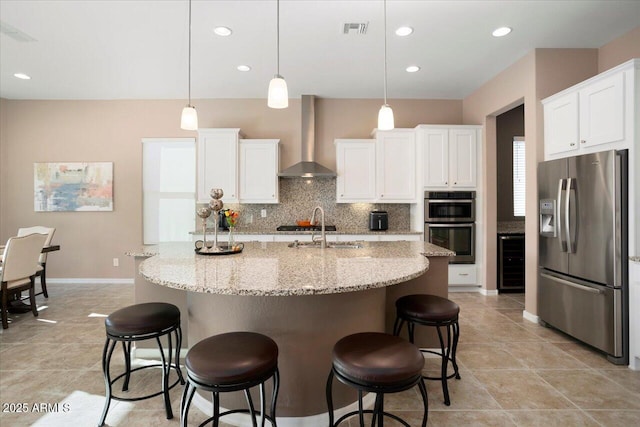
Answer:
[210,188,224,199]
[209,199,224,211]
[196,206,212,219]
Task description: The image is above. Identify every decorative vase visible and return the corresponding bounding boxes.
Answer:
[228,228,235,249]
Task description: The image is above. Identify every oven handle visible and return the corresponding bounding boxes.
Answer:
[426,223,474,228]
[425,199,475,203]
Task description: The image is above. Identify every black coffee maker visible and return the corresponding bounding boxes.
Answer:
[218,209,230,230]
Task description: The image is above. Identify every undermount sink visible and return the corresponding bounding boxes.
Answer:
[287,240,362,249]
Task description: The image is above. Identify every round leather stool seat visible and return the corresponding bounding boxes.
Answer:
[333,332,424,387]
[99,302,184,426]
[180,331,280,427]
[393,294,461,407]
[326,332,429,426]
[186,332,278,386]
[105,302,180,336]
[396,294,459,322]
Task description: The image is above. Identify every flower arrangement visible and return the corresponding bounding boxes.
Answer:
[225,209,240,228]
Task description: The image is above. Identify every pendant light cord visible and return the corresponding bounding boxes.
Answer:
[383,0,388,105]
[188,0,192,106]
[276,0,280,76]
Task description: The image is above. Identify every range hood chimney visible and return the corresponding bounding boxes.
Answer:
[278,95,336,178]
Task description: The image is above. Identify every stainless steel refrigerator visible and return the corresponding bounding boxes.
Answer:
[538,149,628,364]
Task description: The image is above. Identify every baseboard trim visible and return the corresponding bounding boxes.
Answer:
[523,310,539,324]
[448,285,481,293]
[132,347,189,360]
[191,389,376,427]
[47,278,134,285]
[479,288,498,296]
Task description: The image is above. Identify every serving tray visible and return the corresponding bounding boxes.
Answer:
[195,242,244,256]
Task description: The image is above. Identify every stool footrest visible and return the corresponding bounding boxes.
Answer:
[198,409,277,427]
[108,364,184,402]
[333,409,411,427]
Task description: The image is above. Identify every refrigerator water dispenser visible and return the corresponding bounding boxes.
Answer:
[539,199,556,237]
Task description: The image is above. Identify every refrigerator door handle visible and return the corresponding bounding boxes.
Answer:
[565,177,573,253]
[540,272,604,295]
[557,178,567,252]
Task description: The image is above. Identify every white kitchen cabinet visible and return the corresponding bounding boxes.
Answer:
[335,131,416,203]
[448,264,478,287]
[335,139,376,202]
[375,129,417,202]
[239,139,279,204]
[419,125,479,189]
[197,129,241,203]
[543,61,630,159]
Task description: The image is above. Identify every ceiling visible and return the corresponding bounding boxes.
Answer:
[1,0,639,101]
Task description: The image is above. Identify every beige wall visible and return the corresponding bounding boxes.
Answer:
[598,26,640,73]
[0,98,461,279]
[462,49,599,312]
[463,36,638,315]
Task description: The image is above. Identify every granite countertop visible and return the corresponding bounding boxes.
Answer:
[136,241,453,297]
[497,221,525,234]
[631,256,640,263]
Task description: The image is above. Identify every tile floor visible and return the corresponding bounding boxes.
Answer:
[0,283,639,426]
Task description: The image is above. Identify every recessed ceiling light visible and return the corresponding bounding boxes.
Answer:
[492,27,512,37]
[406,65,420,73]
[395,26,413,37]
[237,65,251,72]
[213,26,232,36]
[14,73,31,80]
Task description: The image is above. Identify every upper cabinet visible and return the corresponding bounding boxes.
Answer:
[239,139,279,204]
[335,139,376,202]
[375,129,417,202]
[418,125,480,189]
[198,129,279,204]
[543,59,637,160]
[197,128,240,203]
[335,129,416,203]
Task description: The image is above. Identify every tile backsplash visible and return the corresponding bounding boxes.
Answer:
[197,178,411,231]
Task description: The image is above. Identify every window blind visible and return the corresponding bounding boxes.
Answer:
[513,137,525,217]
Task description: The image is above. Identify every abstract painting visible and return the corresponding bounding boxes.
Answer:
[34,162,113,212]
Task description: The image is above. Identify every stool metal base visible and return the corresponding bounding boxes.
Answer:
[99,325,185,426]
[326,368,428,427]
[180,368,279,427]
[393,316,460,406]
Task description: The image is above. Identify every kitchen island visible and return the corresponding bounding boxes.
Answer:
[130,241,453,425]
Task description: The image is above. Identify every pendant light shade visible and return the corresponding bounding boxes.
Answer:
[268,0,288,109]
[377,0,394,130]
[181,0,198,130]
[181,105,198,130]
[378,104,395,130]
[268,75,289,109]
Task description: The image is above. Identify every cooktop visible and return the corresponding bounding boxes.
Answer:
[276,225,337,232]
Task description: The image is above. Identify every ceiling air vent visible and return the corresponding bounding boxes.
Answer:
[0,21,37,42]
[343,22,368,35]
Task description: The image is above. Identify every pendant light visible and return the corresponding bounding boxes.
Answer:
[267,0,288,109]
[181,0,198,130]
[378,0,394,130]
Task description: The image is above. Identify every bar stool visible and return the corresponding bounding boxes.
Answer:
[326,332,428,427]
[393,294,461,406]
[180,331,279,427]
[99,302,184,426]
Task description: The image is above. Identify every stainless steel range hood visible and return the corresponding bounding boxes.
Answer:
[278,95,336,178]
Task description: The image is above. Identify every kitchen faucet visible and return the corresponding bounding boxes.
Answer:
[310,206,326,249]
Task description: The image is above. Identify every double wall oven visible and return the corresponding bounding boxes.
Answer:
[424,191,475,264]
